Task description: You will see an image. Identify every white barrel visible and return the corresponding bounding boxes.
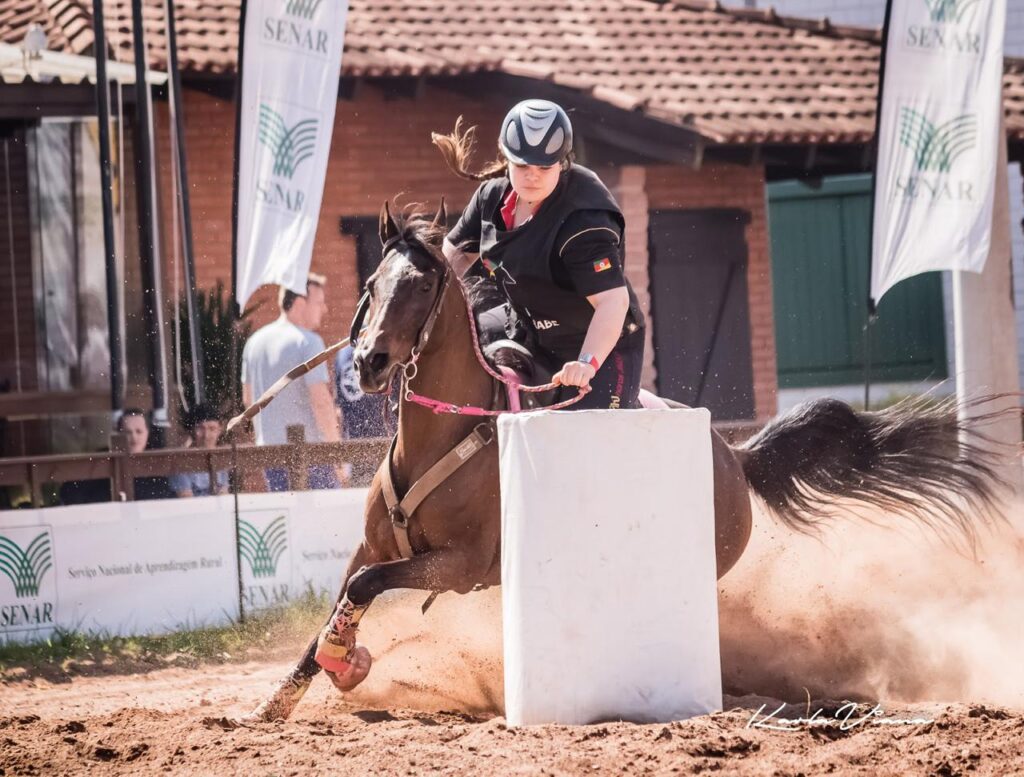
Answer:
[498,408,722,726]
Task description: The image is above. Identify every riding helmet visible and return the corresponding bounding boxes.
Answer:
[499,100,573,167]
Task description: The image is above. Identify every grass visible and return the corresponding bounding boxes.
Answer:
[0,589,331,676]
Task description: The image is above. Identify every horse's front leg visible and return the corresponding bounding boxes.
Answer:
[245,542,374,721]
[315,547,482,692]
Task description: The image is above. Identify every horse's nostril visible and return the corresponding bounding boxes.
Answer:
[369,352,389,375]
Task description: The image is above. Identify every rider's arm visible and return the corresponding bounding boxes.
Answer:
[552,210,631,388]
[443,238,479,277]
[445,183,485,276]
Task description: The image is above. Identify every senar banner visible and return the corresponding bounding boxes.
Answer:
[236,489,365,616]
[0,500,238,642]
[0,490,368,644]
[234,0,350,309]
[870,0,1006,304]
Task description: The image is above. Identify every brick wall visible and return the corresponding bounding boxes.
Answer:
[156,84,493,346]
[605,165,657,391]
[153,83,777,416]
[645,162,778,420]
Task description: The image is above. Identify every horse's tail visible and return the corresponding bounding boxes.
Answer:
[736,396,1016,545]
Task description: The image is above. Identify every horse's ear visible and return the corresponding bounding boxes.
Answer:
[432,198,447,230]
[379,201,400,246]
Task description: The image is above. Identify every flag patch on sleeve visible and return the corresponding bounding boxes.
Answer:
[593,258,612,273]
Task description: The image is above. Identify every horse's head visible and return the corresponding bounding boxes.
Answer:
[351,200,448,393]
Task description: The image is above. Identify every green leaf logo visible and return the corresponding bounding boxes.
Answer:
[0,531,53,598]
[258,104,318,179]
[898,108,977,173]
[238,516,288,578]
[922,0,981,23]
[284,0,324,20]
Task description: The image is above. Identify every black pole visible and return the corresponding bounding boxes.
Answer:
[231,0,250,319]
[864,0,895,406]
[130,0,170,439]
[91,0,124,416]
[862,316,875,410]
[163,0,206,406]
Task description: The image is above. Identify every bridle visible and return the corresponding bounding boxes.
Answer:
[352,235,588,416]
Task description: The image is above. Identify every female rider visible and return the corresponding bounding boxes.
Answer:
[434,99,646,410]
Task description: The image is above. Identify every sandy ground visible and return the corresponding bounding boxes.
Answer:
[3,501,1023,776]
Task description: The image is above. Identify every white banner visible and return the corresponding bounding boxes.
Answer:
[0,490,367,644]
[870,0,1006,304]
[235,0,349,308]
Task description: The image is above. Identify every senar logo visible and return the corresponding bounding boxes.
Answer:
[238,515,288,578]
[284,0,325,20]
[258,104,318,179]
[922,0,980,24]
[0,531,52,598]
[898,108,976,173]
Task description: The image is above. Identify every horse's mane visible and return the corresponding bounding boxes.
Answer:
[389,204,536,376]
[387,205,501,316]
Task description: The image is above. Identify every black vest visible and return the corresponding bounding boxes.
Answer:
[475,165,644,360]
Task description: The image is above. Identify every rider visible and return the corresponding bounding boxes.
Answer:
[435,99,646,410]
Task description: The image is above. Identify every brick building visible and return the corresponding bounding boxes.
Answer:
[2,0,1024,455]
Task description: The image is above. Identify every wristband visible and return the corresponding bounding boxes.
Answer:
[577,353,600,371]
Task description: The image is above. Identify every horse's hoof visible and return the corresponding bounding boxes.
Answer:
[325,645,372,692]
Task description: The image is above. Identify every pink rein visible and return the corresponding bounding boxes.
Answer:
[402,278,589,416]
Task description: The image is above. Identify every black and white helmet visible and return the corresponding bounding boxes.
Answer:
[499,100,573,167]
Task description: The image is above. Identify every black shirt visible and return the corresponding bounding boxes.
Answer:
[447,165,644,362]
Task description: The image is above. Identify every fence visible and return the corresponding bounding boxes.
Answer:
[0,431,391,507]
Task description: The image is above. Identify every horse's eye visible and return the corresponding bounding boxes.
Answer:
[420,282,432,293]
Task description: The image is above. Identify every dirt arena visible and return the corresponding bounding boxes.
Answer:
[3,502,1023,776]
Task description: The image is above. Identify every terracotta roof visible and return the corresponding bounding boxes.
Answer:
[2,0,1023,145]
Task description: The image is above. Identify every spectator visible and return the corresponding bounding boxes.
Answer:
[60,408,173,504]
[170,403,229,498]
[241,274,342,491]
[117,408,174,501]
[335,343,394,484]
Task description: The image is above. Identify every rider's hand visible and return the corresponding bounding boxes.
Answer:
[553,360,596,388]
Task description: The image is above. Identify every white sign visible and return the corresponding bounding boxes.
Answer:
[235,0,350,308]
[870,0,1006,303]
[0,490,368,644]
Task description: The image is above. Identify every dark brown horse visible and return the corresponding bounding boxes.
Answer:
[247,203,1007,721]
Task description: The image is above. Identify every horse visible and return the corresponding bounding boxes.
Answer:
[246,201,1008,721]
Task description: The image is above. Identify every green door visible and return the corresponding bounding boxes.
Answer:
[768,175,948,388]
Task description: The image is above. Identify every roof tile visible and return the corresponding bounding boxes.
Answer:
[1,0,1022,144]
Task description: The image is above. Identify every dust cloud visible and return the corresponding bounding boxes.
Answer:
[334,498,1024,714]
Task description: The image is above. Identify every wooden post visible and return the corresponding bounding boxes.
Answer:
[110,431,131,501]
[286,424,308,491]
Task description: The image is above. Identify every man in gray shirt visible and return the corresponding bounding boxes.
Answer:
[241,273,341,490]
